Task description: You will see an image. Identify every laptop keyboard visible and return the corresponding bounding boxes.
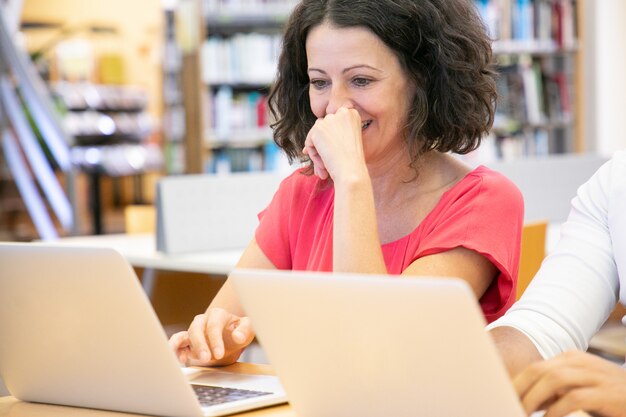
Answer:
[191,384,272,406]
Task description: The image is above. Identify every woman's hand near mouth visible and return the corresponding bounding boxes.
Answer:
[303,107,369,183]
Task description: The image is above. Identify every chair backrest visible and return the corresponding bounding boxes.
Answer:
[517,220,548,300]
[155,172,285,253]
[485,154,608,223]
[124,204,156,234]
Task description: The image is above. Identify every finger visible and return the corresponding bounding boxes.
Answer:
[187,314,212,362]
[231,317,255,345]
[314,162,328,180]
[168,331,191,365]
[520,367,589,415]
[304,120,329,176]
[168,331,189,350]
[543,387,600,417]
[341,107,361,127]
[205,309,232,360]
[178,350,189,365]
[514,359,552,398]
[515,350,605,399]
[305,146,328,179]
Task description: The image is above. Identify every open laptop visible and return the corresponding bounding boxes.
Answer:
[230,269,528,417]
[0,243,286,417]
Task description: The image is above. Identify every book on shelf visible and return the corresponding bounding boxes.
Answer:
[210,86,271,142]
[494,63,526,132]
[203,0,297,17]
[520,57,544,125]
[494,57,571,134]
[477,0,577,51]
[203,141,293,175]
[201,33,280,85]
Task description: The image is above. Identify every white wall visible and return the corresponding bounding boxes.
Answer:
[584,1,626,155]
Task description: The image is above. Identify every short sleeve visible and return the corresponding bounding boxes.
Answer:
[255,171,299,270]
[415,168,525,321]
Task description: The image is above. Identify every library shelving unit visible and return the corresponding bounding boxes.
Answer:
[173,0,582,173]
[199,1,296,173]
[163,0,294,174]
[476,0,580,161]
[162,6,186,174]
[52,82,162,234]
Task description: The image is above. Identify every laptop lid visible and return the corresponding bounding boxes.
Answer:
[0,243,285,417]
[230,269,527,417]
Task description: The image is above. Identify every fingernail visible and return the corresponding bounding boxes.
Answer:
[233,330,244,343]
[200,350,209,362]
[214,347,223,359]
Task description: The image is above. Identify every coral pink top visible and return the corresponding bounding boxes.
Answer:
[255,166,524,323]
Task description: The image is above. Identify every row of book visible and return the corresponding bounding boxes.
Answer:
[63,111,155,145]
[199,131,556,175]
[210,86,271,142]
[457,130,563,165]
[202,0,297,15]
[166,140,291,174]
[52,82,155,146]
[201,33,281,85]
[476,0,577,49]
[494,54,572,134]
[52,82,149,112]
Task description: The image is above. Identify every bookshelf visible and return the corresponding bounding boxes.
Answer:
[51,81,162,234]
[199,0,295,173]
[164,0,295,174]
[475,0,581,161]
[173,0,582,173]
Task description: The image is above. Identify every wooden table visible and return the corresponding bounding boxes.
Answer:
[0,363,294,417]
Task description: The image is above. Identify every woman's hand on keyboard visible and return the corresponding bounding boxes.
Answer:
[169,307,255,366]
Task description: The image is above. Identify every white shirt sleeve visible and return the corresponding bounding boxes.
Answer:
[487,155,621,359]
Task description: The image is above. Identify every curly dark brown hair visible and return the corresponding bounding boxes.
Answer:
[267,0,497,167]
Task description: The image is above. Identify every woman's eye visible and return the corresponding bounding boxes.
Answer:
[310,80,328,89]
[352,77,371,87]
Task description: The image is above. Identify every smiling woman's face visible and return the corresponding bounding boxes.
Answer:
[306,21,414,163]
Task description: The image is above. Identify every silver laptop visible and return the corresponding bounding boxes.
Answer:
[0,243,286,417]
[230,269,527,417]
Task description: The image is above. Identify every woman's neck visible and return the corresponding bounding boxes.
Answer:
[368,151,470,209]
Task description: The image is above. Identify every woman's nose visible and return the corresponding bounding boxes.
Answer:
[325,85,354,115]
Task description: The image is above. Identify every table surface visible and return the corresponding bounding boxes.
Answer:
[0,356,592,417]
[49,233,244,274]
[0,363,294,417]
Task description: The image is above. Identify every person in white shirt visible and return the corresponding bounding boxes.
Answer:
[489,150,626,417]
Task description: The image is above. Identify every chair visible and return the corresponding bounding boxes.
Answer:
[517,220,548,300]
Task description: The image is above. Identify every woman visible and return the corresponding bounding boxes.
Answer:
[170,0,523,366]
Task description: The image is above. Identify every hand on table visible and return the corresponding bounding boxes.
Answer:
[168,307,255,366]
[514,350,626,417]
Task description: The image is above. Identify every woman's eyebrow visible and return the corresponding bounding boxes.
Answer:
[307,65,382,74]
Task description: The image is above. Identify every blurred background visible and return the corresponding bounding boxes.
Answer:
[0,0,625,240]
